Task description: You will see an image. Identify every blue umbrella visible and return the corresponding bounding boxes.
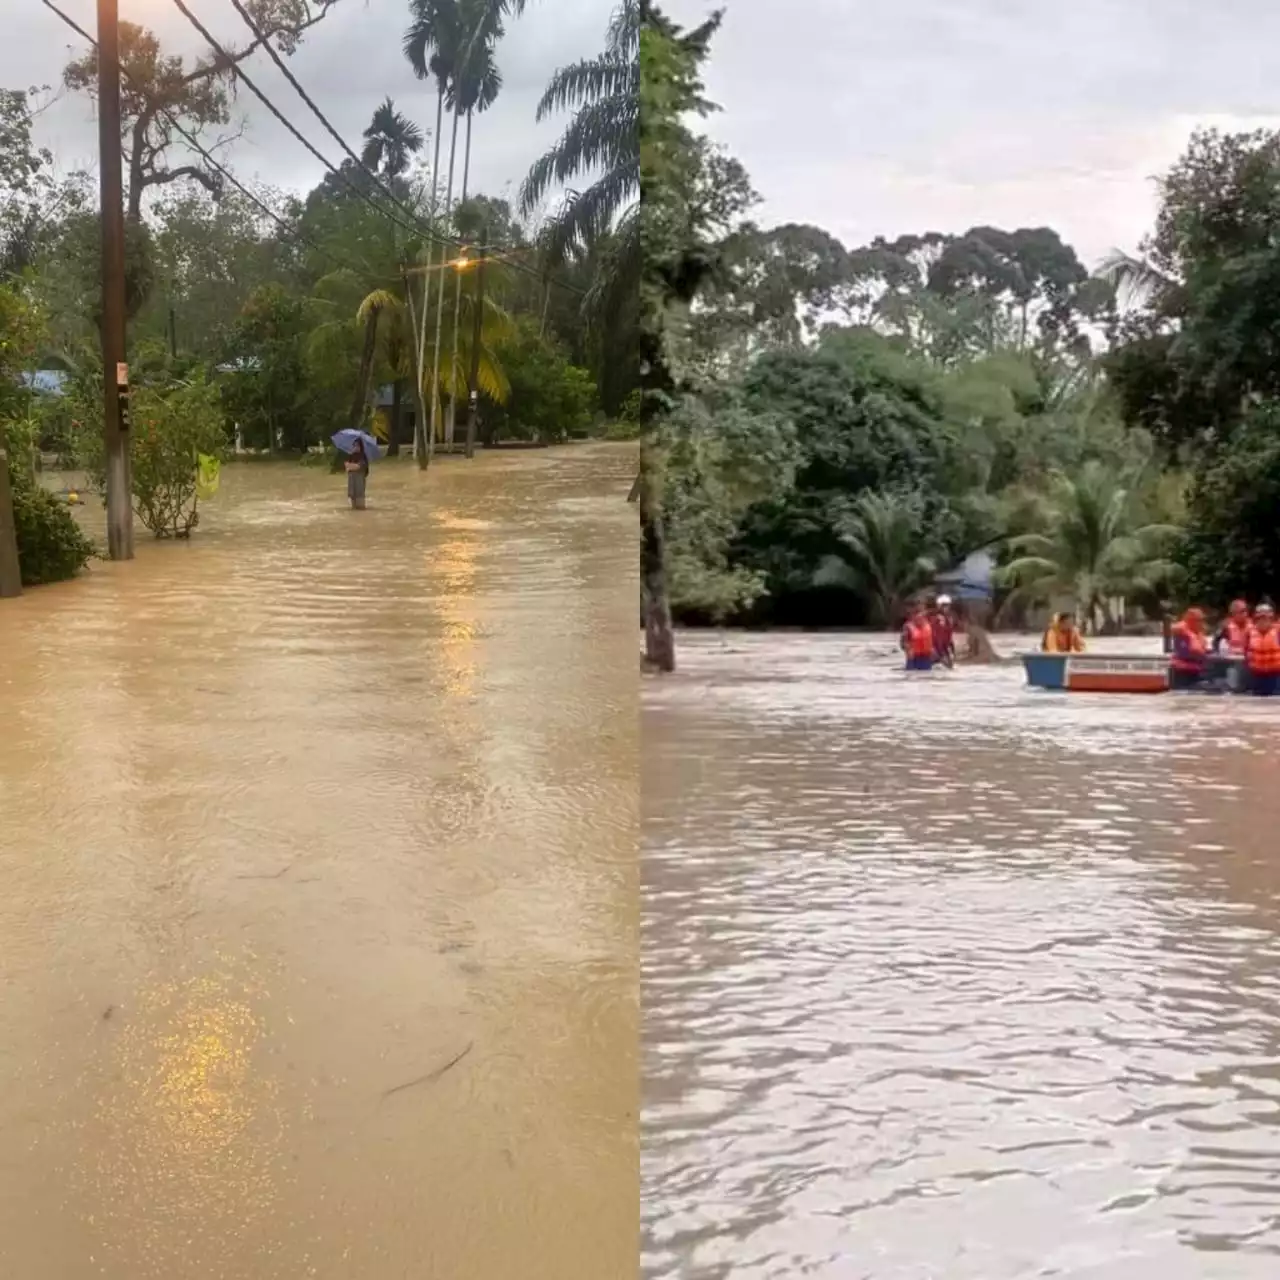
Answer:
[331,428,382,461]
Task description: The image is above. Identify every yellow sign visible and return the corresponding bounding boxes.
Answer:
[196,453,220,499]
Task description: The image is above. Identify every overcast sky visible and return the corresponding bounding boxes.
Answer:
[7,0,1280,265]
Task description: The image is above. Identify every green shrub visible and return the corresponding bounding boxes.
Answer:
[487,318,597,443]
[9,465,95,586]
[79,374,227,538]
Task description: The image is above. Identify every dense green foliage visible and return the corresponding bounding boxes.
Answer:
[0,282,95,584]
[645,13,1280,633]
[9,465,95,584]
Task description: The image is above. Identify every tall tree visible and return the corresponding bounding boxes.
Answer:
[445,39,502,444]
[63,1,338,222]
[636,1,725,671]
[520,0,638,266]
[361,97,425,178]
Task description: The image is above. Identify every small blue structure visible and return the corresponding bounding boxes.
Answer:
[20,369,68,396]
[936,549,994,604]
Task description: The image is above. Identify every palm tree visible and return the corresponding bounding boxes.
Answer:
[834,490,938,626]
[361,97,425,179]
[445,39,502,445]
[519,0,638,268]
[406,0,525,459]
[999,461,1180,633]
[349,289,398,434]
[1095,249,1179,312]
[405,0,459,466]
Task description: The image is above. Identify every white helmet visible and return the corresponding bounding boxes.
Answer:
[936,594,952,607]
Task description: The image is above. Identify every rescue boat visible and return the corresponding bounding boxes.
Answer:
[1021,652,1245,694]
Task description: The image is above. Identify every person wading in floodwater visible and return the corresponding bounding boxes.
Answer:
[901,602,936,672]
[1169,606,1209,690]
[1246,602,1280,696]
[929,595,957,669]
[345,438,369,510]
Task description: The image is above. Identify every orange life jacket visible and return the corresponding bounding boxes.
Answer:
[1247,625,1280,674]
[904,619,934,659]
[1170,620,1208,673]
[1223,618,1250,655]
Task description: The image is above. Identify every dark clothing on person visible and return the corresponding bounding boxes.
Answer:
[347,450,368,509]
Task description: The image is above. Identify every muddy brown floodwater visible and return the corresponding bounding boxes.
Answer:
[0,444,637,1280]
[644,632,1280,1280]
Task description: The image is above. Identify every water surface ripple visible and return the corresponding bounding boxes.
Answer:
[0,445,637,1280]
[643,632,1280,1280]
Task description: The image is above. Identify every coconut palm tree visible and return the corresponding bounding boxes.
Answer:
[361,97,425,179]
[406,0,525,459]
[444,40,502,445]
[999,461,1180,633]
[405,0,459,466]
[1095,249,1180,312]
[833,490,938,626]
[349,288,398,434]
[519,0,638,268]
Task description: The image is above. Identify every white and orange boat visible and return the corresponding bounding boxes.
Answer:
[1022,652,1244,694]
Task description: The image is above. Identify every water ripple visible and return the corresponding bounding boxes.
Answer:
[643,632,1280,1280]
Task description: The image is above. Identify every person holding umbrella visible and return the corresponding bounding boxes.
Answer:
[332,429,381,510]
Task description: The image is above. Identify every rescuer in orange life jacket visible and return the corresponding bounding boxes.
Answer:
[901,602,936,672]
[1213,599,1251,656]
[1246,602,1280,697]
[1041,612,1085,653]
[1169,607,1209,690]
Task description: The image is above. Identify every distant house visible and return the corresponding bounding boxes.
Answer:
[19,370,68,396]
[936,548,994,604]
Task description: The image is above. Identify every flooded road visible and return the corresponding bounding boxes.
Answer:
[644,632,1280,1279]
[0,444,637,1279]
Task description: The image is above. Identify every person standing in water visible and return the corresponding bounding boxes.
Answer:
[345,438,369,510]
[929,595,957,668]
[1246,602,1280,696]
[901,602,935,672]
[1169,607,1209,690]
[1213,599,1251,655]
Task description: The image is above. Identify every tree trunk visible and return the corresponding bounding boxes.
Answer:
[445,108,475,448]
[0,429,22,599]
[405,269,431,471]
[388,378,403,456]
[428,102,462,452]
[415,87,446,470]
[639,469,675,673]
[350,310,380,432]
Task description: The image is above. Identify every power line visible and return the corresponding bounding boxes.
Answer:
[37,0,395,284]
[190,0,585,297]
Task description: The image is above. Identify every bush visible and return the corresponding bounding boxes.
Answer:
[79,374,227,538]
[8,463,95,586]
[487,318,597,443]
[1179,402,1280,605]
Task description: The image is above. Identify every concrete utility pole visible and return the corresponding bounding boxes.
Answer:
[98,0,134,560]
[463,229,487,460]
[0,435,22,598]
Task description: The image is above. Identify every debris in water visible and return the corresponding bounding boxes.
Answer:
[381,1041,474,1100]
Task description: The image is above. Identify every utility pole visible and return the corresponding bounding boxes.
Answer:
[98,0,134,561]
[462,229,487,460]
[0,431,22,599]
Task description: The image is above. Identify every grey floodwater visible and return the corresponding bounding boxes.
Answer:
[643,632,1280,1280]
[0,444,637,1280]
